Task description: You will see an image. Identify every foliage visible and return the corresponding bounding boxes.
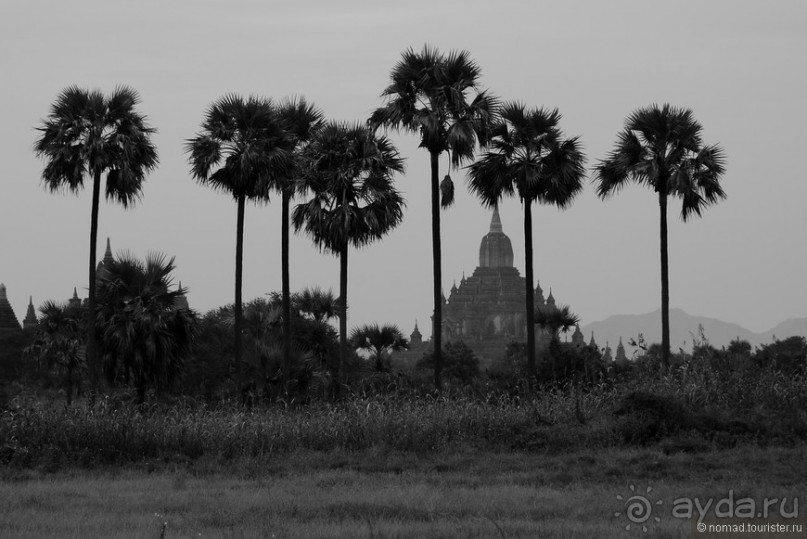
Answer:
[292,122,405,254]
[183,295,339,401]
[95,252,196,403]
[534,304,579,334]
[3,356,806,471]
[34,86,159,204]
[593,103,726,368]
[179,308,233,399]
[186,94,293,389]
[416,342,481,384]
[350,323,408,373]
[372,45,498,390]
[594,104,727,219]
[293,121,405,392]
[754,336,807,375]
[467,103,585,381]
[24,301,87,404]
[34,85,159,393]
[293,287,340,323]
[275,97,324,391]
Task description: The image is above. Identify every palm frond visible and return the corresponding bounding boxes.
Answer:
[294,121,405,254]
[595,103,726,219]
[467,102,585,208]
[35,85,157,203]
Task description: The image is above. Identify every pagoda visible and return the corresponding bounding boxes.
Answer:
[0,283,22,333]
[400,206,566,365]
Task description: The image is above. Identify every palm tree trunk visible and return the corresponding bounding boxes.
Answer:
[235,192,246,392]
[66,365,73,406]
[86,168,102,401]
[338,241,348,397]
[430,151,443,390]
[281,188,291,394]
[659,190,670,369]
[524,200,537,380]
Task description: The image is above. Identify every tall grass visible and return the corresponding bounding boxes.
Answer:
[1,364,805,470]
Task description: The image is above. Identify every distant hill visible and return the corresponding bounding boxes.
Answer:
[580,308,807,353]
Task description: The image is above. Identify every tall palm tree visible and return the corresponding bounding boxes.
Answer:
[34,86,158,395]
[96,251,196,404]
[187,95,291,388]
[371,45,497,389]
[275,97,323,391]
[467,103,585,379]
[293,122,405,391]
[350,323,408,372]
[593,104,726,368]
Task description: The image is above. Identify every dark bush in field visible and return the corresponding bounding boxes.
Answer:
[416,341,481,384]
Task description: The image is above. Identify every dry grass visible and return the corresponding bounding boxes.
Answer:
[1,446,804,538]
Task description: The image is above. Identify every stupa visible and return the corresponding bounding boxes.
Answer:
[0,283,22,332]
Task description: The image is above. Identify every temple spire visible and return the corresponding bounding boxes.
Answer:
[103,237,113,264]
[23,296,38,330]
[0,283,22,331]
[489,204,503,233]
[479,205,514,268]
[69,287,81,309]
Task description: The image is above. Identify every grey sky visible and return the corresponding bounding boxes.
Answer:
[1,0,805,336]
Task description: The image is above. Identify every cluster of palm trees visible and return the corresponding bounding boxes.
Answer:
[34,45,726,395]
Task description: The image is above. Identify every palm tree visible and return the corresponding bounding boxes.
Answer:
[96,251,196,404]
[26,300,87,405]
[293,122,405,391]
[350,323,408,372]
[34,86,158,395]
[275,98,323,390]
[187,95,291,389]
[467,103,585,379]
[294,286,340,324]
[593,104,726,368]
[371,45,497,389]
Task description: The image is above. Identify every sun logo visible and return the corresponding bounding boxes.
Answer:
[614,484,663,532]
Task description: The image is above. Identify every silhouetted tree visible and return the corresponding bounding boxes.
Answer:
[594,104,726,368]
[34,86,158,396]
[468,103,585,379]
[293,122,404,392]
[372,45,498,389]
[275,98,323,389]
[26,300,87,404]
[187,95,291,389]
[96,252,196,404]
[350,323,408,372]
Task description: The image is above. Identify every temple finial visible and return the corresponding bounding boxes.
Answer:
[489,204,503,233]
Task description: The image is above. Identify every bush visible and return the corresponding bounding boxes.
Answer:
[416,341,480,384]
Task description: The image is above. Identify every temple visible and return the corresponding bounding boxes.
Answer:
[0,238,190,336]
[399,206,572,366]
[0,283,22,334]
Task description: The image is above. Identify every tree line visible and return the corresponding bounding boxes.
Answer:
[31,44,727,400]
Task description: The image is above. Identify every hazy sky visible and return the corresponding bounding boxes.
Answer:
[1,0,805,335]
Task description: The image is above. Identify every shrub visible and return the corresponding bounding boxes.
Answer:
[416,341,480,384]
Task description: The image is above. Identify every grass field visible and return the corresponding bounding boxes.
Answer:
[2,365,806,537]
[2,446,805,538]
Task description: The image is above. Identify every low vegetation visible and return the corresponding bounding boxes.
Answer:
[3,343,806,471]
